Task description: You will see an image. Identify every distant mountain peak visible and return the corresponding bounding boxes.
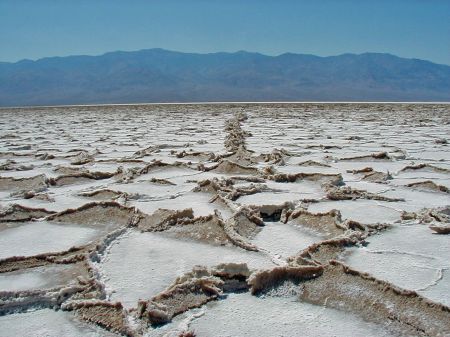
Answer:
[0,49,449,106]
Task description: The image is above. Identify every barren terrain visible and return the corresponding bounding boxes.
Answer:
[0,103,449,337]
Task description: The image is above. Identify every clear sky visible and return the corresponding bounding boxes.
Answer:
[1,0,449,65]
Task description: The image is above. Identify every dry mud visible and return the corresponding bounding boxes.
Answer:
[0,103,449,337]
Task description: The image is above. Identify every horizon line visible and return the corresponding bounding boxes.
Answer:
[2,101,449,109]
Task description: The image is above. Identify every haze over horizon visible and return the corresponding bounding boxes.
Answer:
[1,0,449,65]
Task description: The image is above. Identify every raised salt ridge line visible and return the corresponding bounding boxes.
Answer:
[0,103,449,337]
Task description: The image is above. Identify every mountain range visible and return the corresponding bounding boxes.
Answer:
[1,48,449,106]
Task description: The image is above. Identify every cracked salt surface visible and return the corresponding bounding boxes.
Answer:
[343,223,450,306]
[251,221,321,260]
[0,103,449,336]
[0,263,85,292]
[99,230,275,307]
[0,221,99,260]
[0,309,117,337]
[307,199,403,224]
[130,191,231,217]
[187,292,393,337]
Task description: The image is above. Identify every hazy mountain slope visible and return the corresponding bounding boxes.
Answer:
[0,49,449,106]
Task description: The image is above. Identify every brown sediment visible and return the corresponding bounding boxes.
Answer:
[212,262,251,292]
[223,208,264,251]
[339,151,391,161]
[260,148,292,165]
[137,208,194,232]
[0,286,87,315]
[219,147,257,166]
[0,262,93,314]
[132,143,191,159]
[48,171,116,186]
[286,209,346,238]
[132,145,165,158]
[406,180,449,193]
[0,174,48,191]
[138,263,250,325]
[46,201,139,227]
[229,176,266,183]
[115,160,193,183]
[63,301,134,336]
[299,261,450,337]
[149,177,176,185]
[401,211,418,220]
[209,193,239,213]
[65,148,91,155]
[0,134,20,139]
[404,206,450,225]
[0,231,129,317]
[0,160,34,171]
[399,163,450,173]
[0,151,31,158]
[429,224,450,234]
[174,263,251,292]
[288,234,364,266]
[297,160,331,167]
[0,204,56,222]
[175,150,215,161]
[79,189,143,203]
[223,112,250,152]
[164,213,231,246]
[23,191,54,201]
[136,160,171,175]
[79,189,125,200]
[248,265,324,295]
[227,183,269,201]
[345,135,363,141]
[136,206,260,249]
[138,276,223,326]
[248,201,295,222]
[263,169,344,186]
[346,167,374,174]
[157,208,263,251]
[0,246,88,273]
[114,167,139,183]
[201,159,258,174]
[193,178,234,194]
[427,207,450,223]
[361,170,392,183]
[97,158,146,164]
[194,177,268,202]
[10,145,32,151]
[193,177,267,201]
[286,219,389,267]
[35,152,55,160]
[70,151,94,165]
[351,220,390,234]
[1,261,91,287]
[306,144,342,150]
[9,188,45,199]
[53,166,90,175]
[218,111,258,167]
[325,185,404,201]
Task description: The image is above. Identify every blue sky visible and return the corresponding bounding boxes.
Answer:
[1,0,449,65]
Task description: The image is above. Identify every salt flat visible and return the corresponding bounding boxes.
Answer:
[0,103,449,337]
